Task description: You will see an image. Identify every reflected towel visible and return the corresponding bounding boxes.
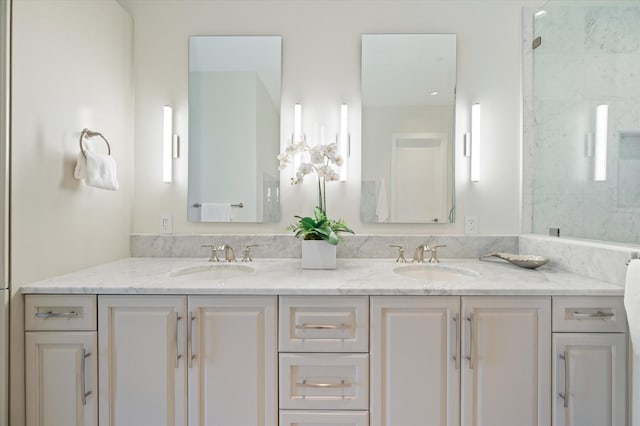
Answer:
[73,148,119,191]
[376,178,389,223]
[201,203,232,222]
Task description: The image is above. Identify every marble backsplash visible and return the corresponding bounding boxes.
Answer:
[131,234,518,260]
[132,233,639,286]
[519,234,639,286]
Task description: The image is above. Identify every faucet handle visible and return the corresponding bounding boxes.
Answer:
[201,244,220,262]
[242,244,260,262]
[388,244,407,263]
[428,244,447,263]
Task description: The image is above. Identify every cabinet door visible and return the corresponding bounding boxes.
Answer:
[553,333,627,426]
[188,296,277,426]
[25,332,97,426]
[98,296,187,426]
[461,296,551,426]
[370,296,461,426]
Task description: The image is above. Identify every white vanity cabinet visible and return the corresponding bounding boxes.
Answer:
[371,296,551,426]
[98,295,277,426]
[278,296,370,424]
[370,296,461,426]
[98,296,187,426]
[187,296,277,426]
[551,297,627,426]
[461,296,551,426]
[24,295,98,426]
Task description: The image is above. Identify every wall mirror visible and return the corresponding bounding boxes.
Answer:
[360,34,456,224]
[188,35,281,223]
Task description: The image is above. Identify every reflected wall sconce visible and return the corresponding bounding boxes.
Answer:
[470,103,481,182]
[594,104,608,181]
[339,104,349,182]
[163,105,180,184]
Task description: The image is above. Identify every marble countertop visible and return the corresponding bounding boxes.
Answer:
[20,257,624,296]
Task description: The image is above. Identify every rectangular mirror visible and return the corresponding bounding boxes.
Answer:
[188,36,281,222]
[360,34,456,224]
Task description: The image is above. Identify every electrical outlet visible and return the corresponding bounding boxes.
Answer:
[465,215,478,235]
[160,214,173,234]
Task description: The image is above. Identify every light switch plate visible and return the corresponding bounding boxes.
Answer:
[160,214,173,234]
[465,215,478,235]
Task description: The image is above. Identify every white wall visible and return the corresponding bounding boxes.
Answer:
[127,0,541,236]
[10,1,134,424]
[12,0,134,285]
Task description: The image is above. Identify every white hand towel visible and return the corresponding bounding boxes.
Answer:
[200,203,232,222]
[376,177,389,223]
[74,148,119,191]
[625,259,640,355]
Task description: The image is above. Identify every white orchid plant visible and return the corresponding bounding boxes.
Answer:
[278,140,353,245]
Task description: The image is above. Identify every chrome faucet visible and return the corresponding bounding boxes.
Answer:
[413,244,429,263]
[220,244,237,262]
[201,243,220,262]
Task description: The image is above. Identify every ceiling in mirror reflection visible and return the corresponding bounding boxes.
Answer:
[362,34,456,108]
[361,34,457,224]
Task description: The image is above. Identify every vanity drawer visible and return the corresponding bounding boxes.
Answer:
[279,296,369,353]
[25,295,97,331]
[552,296,626,333]
[279,353,369,410]
[280,410,369,426]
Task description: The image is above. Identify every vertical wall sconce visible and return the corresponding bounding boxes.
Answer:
[293,103,304,143]
[163,105,173,183]
[339,104,349,182]
[594,104,608,181]
[470,103,481,182]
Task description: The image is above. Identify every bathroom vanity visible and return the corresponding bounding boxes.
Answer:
[21,258,627,426]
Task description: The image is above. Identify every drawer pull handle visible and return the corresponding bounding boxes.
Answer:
[571,311,614,319]
[295,323,349,330]
[35,311,78,319]
[297,379,352,388]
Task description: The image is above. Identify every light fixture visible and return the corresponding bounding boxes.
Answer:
[429,90,439,96]
[293,103,303,143]
[534,9,547,18]
[594,104,608,181]
[471,103,481,182]
[163,105,173,183]
[339,104,349,182]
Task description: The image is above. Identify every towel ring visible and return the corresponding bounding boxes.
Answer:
[79,128,111,158]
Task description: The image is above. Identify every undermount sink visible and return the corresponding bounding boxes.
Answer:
[170,263,255,281]
[393,264,479,282]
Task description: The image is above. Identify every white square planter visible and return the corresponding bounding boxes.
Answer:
[301,240,337,270]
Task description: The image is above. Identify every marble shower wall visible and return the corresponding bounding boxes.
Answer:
[523,2,640,244]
